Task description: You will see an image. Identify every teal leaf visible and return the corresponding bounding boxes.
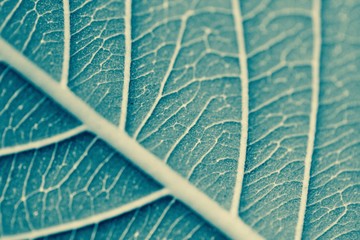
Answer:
[0,0,359,239]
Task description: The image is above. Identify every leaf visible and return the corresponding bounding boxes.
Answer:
[0,0,165,237]
[0,0,359,240]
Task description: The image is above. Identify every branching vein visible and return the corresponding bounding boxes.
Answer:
[132,11,190,139]
[2,189,170,240]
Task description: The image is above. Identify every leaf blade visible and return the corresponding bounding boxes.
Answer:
[0,37,262,240]
[303,1,360,238]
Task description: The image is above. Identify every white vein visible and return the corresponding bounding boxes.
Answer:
[145,199,176,240]
[132,10,192,138]
[60,0,71,87]
[13,97,46,130]
[295,0,321,239]
[20,151,36,231]
[2,189,170,240]
[0,79,26,116]
[0,38,263,240]
[0,0,21,31]
[119,209,139,239]
[119,0,132,130]
[0,158,15,234]
[230,0,249,216]
[313,209,348,240]
[0,125,86,157]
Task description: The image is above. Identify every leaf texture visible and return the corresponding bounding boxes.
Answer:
[0,0,359,239]
[0,0,163,237]
[303,1,360,239]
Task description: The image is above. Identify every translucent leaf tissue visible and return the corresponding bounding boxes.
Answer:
[0,0,359,239]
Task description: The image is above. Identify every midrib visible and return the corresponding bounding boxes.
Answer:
[0,38,262,240]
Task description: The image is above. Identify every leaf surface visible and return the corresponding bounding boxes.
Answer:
[0,0,359,239]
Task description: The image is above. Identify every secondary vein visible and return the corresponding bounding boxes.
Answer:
[2,189,170,240]
[295,0,322,239]
[0,125,86,157]
[119,0,132,130]
[230,0,250,216]
[61,0,71,87]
